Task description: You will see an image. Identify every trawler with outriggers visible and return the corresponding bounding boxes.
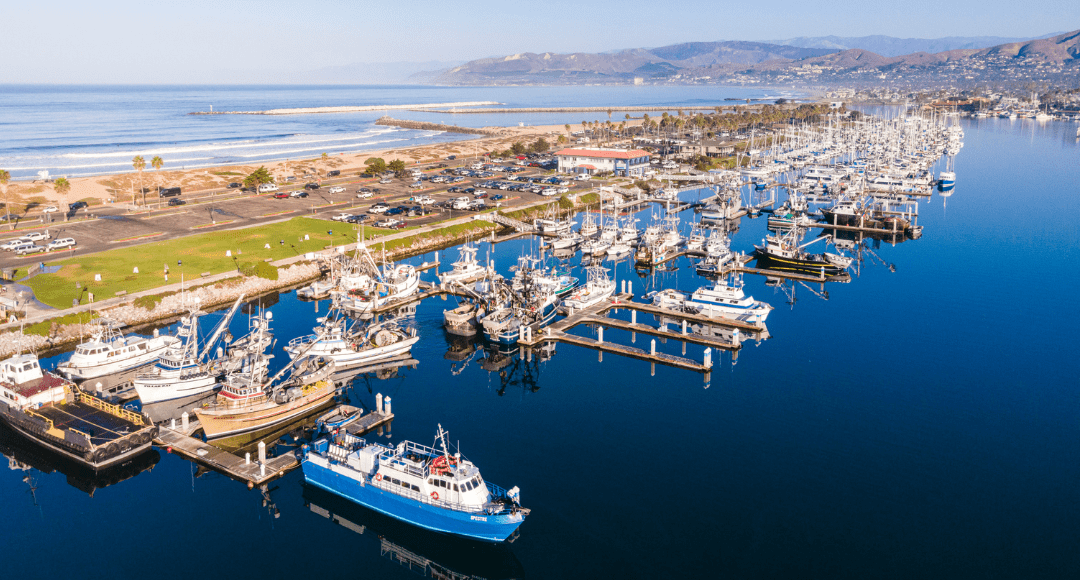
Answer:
[334,242,420,313]
[481,259,561,345]
[194,333,337,439]
[302,423,529,542]
[437,240,488,285]
[57,319,179,380]
[132,296,250,404]
[753,229,853,277]
[284,301,419,367]
[0,352,157,470]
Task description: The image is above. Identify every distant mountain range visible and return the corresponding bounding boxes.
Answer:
[764,32,1066,57]
[424,31,1080,87]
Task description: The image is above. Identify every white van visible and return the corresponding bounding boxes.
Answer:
[47,237,76,251]
[258,184,279,193]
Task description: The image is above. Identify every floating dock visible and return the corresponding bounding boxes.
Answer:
[153,401,395,487]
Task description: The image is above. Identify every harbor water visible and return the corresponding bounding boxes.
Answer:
[3,103,1080,579]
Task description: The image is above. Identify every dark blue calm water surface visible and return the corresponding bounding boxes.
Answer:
[3,114,1080,580]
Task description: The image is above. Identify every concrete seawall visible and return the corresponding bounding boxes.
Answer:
[373,117,502,135]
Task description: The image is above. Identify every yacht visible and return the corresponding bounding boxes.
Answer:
[648,275,771,324]
[57,319,179,380]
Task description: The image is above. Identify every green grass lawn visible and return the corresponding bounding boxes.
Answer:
[24,217,395,308]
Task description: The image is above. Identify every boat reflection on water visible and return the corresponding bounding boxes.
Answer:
[0,422,159,498]
[302,484,525,580]
[654,315,770,367]
[478,342,556,396]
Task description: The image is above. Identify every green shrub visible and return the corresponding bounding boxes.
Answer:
[242,261,279,281]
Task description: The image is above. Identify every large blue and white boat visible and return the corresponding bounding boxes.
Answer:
[302,424,529,542]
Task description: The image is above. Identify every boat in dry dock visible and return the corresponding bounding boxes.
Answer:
[0,353,157,470]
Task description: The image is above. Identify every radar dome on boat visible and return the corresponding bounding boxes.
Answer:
[265,311,272,320]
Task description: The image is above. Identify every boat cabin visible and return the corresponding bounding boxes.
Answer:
[0,354,69,408]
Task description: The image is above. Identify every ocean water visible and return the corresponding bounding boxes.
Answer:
[0,85,793,180]
[2,108,1080,579]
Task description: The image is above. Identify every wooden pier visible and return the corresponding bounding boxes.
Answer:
[153,408,395,487]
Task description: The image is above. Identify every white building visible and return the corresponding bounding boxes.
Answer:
[555,148,651,177]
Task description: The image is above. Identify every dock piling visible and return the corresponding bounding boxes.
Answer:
[376,393,383,415]
[384,397,392,417]
[681,320,687,335]
[245,452,251,465]
[704,348,713,369]
[598,326,604,344]
[632,310,636,325]
[732,329,741,347]
[650,339,656,356]
[181,412,189,432]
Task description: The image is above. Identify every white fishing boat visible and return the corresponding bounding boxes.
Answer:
[438,242,487,285]
[133,297,246,404]
[57,319,179,380]
[550,232,582,250]
[335,244,421,313]
[285,305,419,368]
[563,266,615,310]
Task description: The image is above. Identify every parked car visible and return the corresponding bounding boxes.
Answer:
[68,201,89,211]
[447,155,456,160]
[19,231,50,242]
[227,182,242,189]
[305,183,320,190]
[369,204,389,214]
[356,188,373,198]
[374,218,405,229]
[414,196,435,205]
[158,187,182,197]
[290,191,309,198]
[386,207,405,216]
[1,240,27,251]
[379,178,392,184]
[258,184,279,193]
[41,206,58,213]
[273,192,290,199]
[168,198,186,206]
[331,213,355,222]
[327,170,341,177]
[346,214,371,223]
[490,194,505,201]
[15,243,44,256]
[327,186,345,194]
[473,192,488,199]
[46,237,76,251]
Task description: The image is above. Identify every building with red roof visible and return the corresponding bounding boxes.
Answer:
[555,148,652,177]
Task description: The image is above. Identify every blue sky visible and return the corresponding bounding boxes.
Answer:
[2,0,1076,83]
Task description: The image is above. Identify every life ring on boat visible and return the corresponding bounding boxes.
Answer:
[376,473,382,481]
[431,491,439,501]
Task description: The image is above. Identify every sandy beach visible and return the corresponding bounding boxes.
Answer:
[1,120,609,210]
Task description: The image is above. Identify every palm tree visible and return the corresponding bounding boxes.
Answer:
[151,156,164,200]
[54,177,71,198]
[564,124,571,141]
[132,156,146,206]
[0,170,11,229]
[607,109,612,120]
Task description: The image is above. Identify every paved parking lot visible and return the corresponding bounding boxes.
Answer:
[0,159,593,269]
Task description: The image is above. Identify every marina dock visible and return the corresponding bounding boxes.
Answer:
[152,402,395,487]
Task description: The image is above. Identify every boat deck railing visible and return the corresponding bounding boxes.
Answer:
[69,386,146,426]
[370,477,516,516]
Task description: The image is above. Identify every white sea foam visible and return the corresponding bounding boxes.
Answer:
[60,132,395,159]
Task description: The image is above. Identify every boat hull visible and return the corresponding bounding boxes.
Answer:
[133,373,220,404]
[195,382,336,438]
[303,458,524,542]
[753,251,847,276]
[58,338,177,380]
